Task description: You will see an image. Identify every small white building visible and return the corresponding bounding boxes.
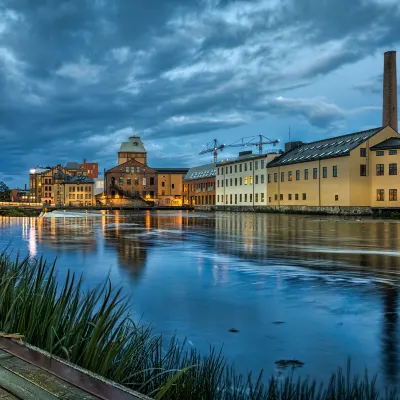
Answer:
[215,151,278,207]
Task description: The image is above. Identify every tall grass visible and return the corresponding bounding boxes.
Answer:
[0,252,397,399]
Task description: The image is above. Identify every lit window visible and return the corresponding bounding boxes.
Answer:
[377,189,384,201]
[389,150,397,155]
[389,189,397,201]
[288,171,292,181]
[250,176,253,185]
[376,164,384,176]
[244,177,248,185]
[376,151,384,156]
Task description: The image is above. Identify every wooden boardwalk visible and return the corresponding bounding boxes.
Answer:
[0,338,151,400]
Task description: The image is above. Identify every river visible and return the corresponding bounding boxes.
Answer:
[0,211,399,388]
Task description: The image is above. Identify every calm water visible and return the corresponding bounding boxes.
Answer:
[0,211,399,387]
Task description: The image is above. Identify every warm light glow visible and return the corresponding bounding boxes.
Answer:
[30,169,35,174]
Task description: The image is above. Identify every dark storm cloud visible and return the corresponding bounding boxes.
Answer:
[0,0,399,185]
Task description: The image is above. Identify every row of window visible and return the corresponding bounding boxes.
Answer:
[123,166,142,173]
[68,194,92,200]
[270,193,341,201]
[119,177,155,186]
[376,150,398,156]
[217,160,266,175]
[217,193,266,204]
[376,163,397,176]
[217,175,265,187]
[376,189,398,201]
[68,186,92,192]
[268,166,338,183]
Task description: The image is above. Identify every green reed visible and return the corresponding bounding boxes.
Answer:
[0,252,397,399]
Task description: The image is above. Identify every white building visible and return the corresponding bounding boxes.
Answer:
[215,151,278,207]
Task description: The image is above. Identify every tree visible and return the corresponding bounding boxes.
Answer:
[0,181,10,202]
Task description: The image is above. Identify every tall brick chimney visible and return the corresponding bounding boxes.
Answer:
[382,51,398,131]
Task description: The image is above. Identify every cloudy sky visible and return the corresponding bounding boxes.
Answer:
[1,0,399,186]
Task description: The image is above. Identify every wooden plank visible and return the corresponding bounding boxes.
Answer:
[0,365,59,400]
[0,356,97,400]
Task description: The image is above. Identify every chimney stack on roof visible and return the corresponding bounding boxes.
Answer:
[382,51,398,131]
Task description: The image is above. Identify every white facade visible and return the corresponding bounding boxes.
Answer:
[215,153,278,206]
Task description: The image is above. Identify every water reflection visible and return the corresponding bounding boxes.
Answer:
[0,212,400,386]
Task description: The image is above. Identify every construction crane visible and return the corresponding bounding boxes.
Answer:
[199,134,280,163]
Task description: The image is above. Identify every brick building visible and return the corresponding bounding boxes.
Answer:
[105,159,157,202]
[183,163,216,206]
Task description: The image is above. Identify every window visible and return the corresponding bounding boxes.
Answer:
[125,167,130,173]
[244,177,248,185]
[389,189,397,201]
[261,193,265,202]
[235,194,237,204]
[255,161,259,170]
[221,180,224,187]
[274,194,278,201]
[230,194,232,204]
[226,195,228,203]
[255,175,259,184]
[250,176,253,185]
[269,197,272,202]
[302,193,307,200]
[313,168,318,179]
[134,178,139,185]
[226,179,228,186]
[235,178,238,186]
[240,194,242,202]
[119,177,124,185]
[239,177,242,185]
[274,173,278,182]
[288,171,292,181]
[281,172,284,182]
[255,193,259,202]
[239,164,242,172]
[261,175,264,184]
[143,177,146,186]
[288,194,292,200]
[245,194,248,202]
[245,163,247,171]
[235,165,237,173]
[230,178,232,186]
[376,164,384,176]
[127,177,131,185]
[162,181,165,187]
[333,166,337,177]
[304,169,309,180]
[335,195,339,201]
[217,168,219,175]
[250,193,252,202]
[136,167,141,173]
[280,194,283,200]
[389,150,397,155]
[322,167,327,178]
[377,150,385,156]
[261,160,265,169]
[217,180,220,188]
[295,193,299,200]
[150,177,154,185]
[296,170,300,180]
[250,162,253,171]
[360,165,367,176]
[377,189,385,201]
[217,195,220,202]
[268,174,271,183]
[230,166,232,173]
[360,148,366,157]
[389,163,397,175]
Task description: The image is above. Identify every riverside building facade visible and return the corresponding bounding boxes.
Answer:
[266,125,399,211]
[215,151,278,207]
[182,163,216,206]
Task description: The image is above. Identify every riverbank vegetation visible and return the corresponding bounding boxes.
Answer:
[0,207,41,217]
[0,253,397,399]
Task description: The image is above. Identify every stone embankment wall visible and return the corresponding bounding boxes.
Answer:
[194,205,373,215]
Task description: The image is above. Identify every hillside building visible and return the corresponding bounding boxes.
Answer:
[266,125,399,210]
[182,163,216,206]
[216,151,279,206]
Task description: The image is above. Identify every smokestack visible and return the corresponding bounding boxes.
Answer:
[383,51,398,131]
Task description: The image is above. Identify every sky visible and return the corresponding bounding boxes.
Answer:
[1,0,400,187]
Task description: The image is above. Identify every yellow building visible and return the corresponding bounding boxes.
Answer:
[118,136,147,165]
[155,168,189,206]
[267,125,399,210]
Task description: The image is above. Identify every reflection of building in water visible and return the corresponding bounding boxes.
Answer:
[381,286,399,384]
[36,217,98,253]
[215,213,400,272]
